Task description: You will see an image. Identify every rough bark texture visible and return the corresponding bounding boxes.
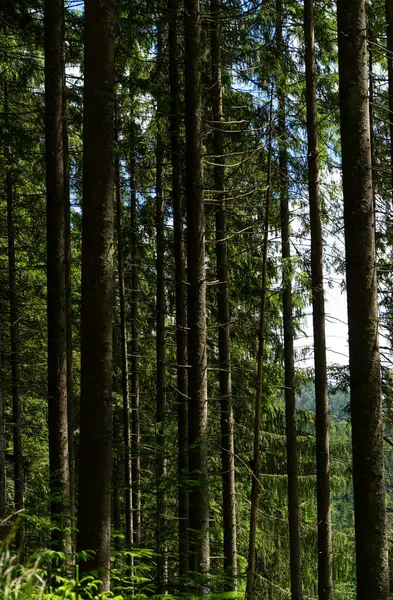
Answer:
[77,0,115,590]
[130,159,141,549]
[63,77,75,527]
[386,0,393,195]
[155,51,168,589]
[115,147,133,560]
[168,0,189,577]
[245,89,273,600]
[44,0,70,553]
[277,88,303,600]
[337,1,389,598]
[184,0,210,580]
[303,1,332,598]
[210,0,237,588]
[5,85,24,543]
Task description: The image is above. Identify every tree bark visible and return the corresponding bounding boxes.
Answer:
[130,157,141,550]
[63,70,75,531]
[337,0,389,598]
[44,0,70,554]
[210,0,237,589]
[386,0,393,196]
[184,0,210,580]
[168,0,189,577]
[77,0,115,590]
[245,87,273,600]
[276,10,303,592]
[303,1,332,598]
[155,23,168,588]
[5,84,24,546]
[115,135,133,563]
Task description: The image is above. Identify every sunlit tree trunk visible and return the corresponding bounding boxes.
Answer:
[185,0,210,581]
[130,157,141,550]
[210,0,237,588]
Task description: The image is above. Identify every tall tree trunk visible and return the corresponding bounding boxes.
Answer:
[115,138,133,563]
[63,70,74,530]
[77,0,115,590]
[44,0,70,553]
[168,0,189,577]
[210,0,237,588]
[130,158,141,550]
[303,1,332,598]
[245,87,273,600]
[337,0,389,598]
[386,0,393,196]
[155,27,168,588]
[276,10,303,592]
[184,0,210,580]
[5,84,24,544]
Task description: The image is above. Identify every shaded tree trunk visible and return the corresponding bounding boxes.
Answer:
[63,71,74,530]
[77,0,115,590]
[276,14,303,589]
[245,87,273,600]
[115,139,133,563]
[155,29,168,588]
[44,0,70,553]
[303,0,332,598]
[5,85,24,544]
[386,0,393,196]
[184,0,210,580]
[210,0,237,588]
[168,0,189,577]
[337,0,389,598]
[130,158,141,550]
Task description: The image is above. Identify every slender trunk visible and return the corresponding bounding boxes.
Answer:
[168,0,189,577]
[184,0,209,580]
[278,95,303,600]
[386,0,393,196]
[245,88,273,600]
[210,0,237,588]
[0,336,5,524]
[337,0,389,598]
[5,85,24,543]
[44,0,70,553]
[155,33,168,589]
[303,1,332,598]
[130,158,141,549]
[63,68,74,529]
[77,0,115,590]
[115,140,133,562]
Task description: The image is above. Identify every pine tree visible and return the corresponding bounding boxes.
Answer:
[77,0,116,589]
[337,0,389,597]
[303,0,332,597]
[44,0,70,552]
[185,0,210,580]
[168,0,189,576]
[210,0,237,587]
